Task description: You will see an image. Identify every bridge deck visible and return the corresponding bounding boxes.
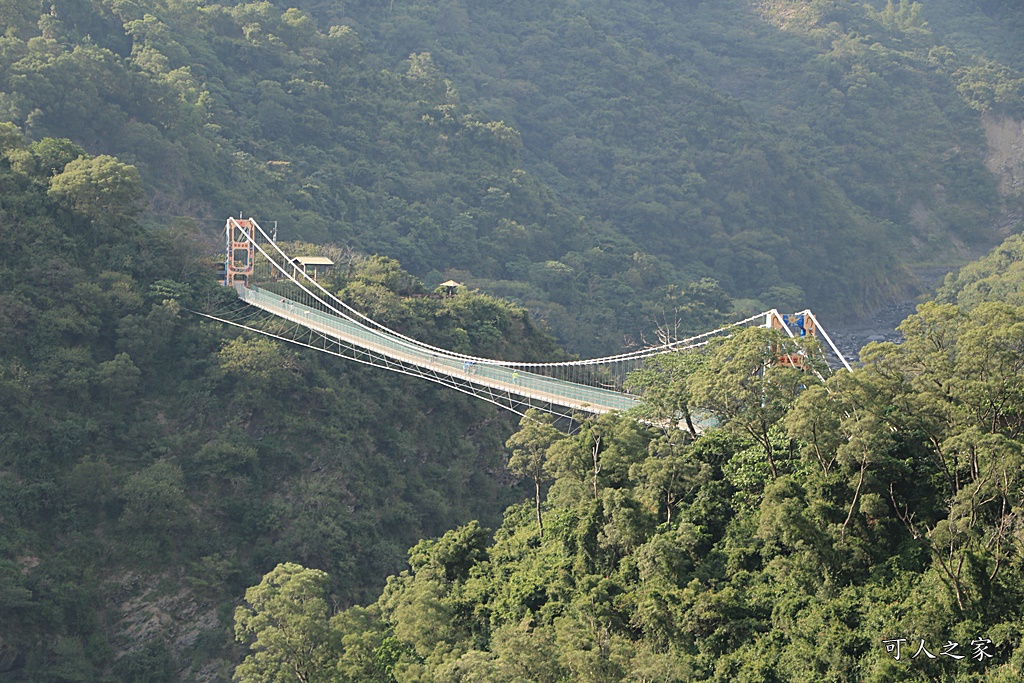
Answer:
[239,286,640,414]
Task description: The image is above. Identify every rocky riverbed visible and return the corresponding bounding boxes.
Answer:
[825,267,955,364]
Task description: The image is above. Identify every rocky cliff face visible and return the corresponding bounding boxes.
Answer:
[985,114,1024,199]
[107,571,230,681]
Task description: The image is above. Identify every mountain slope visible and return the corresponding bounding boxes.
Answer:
[5,0,1019,352]
[0,128,561,680]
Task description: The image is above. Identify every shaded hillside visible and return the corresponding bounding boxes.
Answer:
[0,128,561,680]
[4,0,1019,354]
[301,0,1020,299]
[0,0,693,355]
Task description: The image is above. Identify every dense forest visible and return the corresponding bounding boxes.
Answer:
[0,129,561,679]
[1,0,1024,680]
[231,234,1024,682]
[1,0,1022,352]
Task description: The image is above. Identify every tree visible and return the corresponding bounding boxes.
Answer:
[47,154,144,229]
[29,137,85,176]
[626,350,706,437]
[631,434,707,525]
[234,563,338,683]
[689,328,814,480]
[118,459,194,558]
[95,352,141,404]
[505,410,562,538]
[854,302,1024,611]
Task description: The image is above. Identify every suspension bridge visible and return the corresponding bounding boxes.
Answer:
[201,217,851,420]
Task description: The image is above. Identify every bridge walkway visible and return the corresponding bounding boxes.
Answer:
[239,285,641,415]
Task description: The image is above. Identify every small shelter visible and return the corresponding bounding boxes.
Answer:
[439,280,463,297]
[292,256,334,280]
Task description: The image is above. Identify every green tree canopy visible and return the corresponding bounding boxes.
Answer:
[234,563,338,683]
[48,154,144,226]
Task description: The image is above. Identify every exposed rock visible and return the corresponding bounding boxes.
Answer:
[983,114,1024,198]
[0,636,25,674]
[107,571,232,682]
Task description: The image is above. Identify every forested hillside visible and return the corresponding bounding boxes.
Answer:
[2,0,1024,680]
[232,262,1024,682]
[0,129,563,680]
[1,0,1022,353]
[323,0,1020,303]
[0,0,726,355]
